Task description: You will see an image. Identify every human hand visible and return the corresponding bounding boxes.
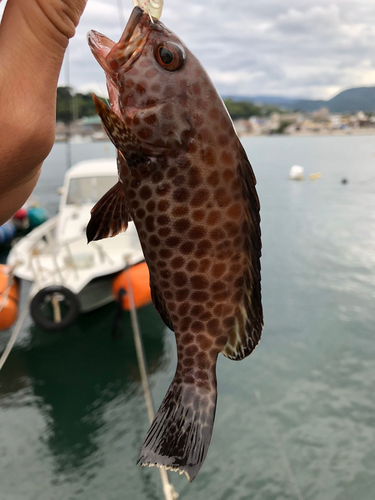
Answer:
[0,0,87,224]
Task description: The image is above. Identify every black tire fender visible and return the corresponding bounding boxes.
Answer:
[30,286,81,331]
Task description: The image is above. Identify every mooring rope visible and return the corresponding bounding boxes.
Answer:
[125,258,178,500]
[254,390,304,500]
[0,297,30,372]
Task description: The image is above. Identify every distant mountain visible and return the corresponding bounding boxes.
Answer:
[224,87,375,113]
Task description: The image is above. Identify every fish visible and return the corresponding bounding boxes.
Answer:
[87,6,263,482]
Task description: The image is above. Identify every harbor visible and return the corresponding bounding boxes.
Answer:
[1,136,375,499]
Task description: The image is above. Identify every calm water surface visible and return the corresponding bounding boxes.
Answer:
[1,136,375,500]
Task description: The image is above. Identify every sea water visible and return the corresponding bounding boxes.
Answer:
[0,135,375,500]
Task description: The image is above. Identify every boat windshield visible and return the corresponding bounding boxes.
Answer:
[66,176,117,205]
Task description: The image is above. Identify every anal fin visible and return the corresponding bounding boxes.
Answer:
[87,181,130,242]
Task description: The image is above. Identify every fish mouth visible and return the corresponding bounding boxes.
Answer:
[88,7,151,75]
[107,7,151,72]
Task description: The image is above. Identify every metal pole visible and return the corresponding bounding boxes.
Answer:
[124,258,178,500]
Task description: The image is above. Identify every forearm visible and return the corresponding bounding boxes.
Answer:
[0,0,87,224]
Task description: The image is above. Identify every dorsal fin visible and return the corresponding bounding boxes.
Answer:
[222,141,263,360]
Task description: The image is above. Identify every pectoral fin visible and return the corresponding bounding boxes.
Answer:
[92,94,146,169]
[87,181,130,242]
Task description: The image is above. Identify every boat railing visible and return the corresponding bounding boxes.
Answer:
[22,223,116,290]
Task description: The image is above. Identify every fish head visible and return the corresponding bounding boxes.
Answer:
[88,7,215,154]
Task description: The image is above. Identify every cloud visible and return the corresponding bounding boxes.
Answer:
[2,0,375,99]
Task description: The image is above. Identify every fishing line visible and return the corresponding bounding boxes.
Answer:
[254,390,304,500]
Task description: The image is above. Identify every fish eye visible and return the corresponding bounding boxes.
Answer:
[154,42,186,71]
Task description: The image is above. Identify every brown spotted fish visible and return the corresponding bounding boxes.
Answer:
[87,6,263,482]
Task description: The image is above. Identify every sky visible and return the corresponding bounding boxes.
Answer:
[2,0,375,100]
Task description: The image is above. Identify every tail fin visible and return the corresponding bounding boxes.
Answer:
[137,371,217,482]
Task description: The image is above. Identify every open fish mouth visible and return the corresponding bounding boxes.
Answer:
[87,7,151,74]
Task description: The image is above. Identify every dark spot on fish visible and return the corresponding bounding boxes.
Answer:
[164,290,173,300]
[136,208,146,219]
[146,200,155,212]
[185,344,199,356]
[209,108,220,120]
[191,321,204,333]
[211,227,226,241]
[227,203,242,219]
[223,317,235,328]
[145,113,157,125]
[216,335,228,346]
[148,250,157,260]
[173,218,191,233]
[139,186,152,200]
[218,133,229,146]
[221,151,232,165]
[198,258,210,273]
[176,289,190,302]
[192,210,205,222]
[224,221,239,237]
[152,171,164,183]
[200,148,216,166]
[192,82,201,95]
[159,226,171,237]
[188,167,202,188]
[195,239,212,256]
[190,304,204,316]
[197,352,209,369]
[182,332,194,344]
[207,318,220,334]
[180,241,195,255]
[206,210,220,225]
[159,248,172,259]
[160,269,171,279]
[191,291,209,302]
[139,128,152,140]
[212,263,226,278]
[187,260,198,272]
[145,215,154,232]
[167,167,178,179]
[157,214,170,226]
[166,236,181,247]
[211,281,226,293]
[171,256,185,269]
[173,188,189,203]
[190,275,209,289]
[149,234,160,247]
[172,175,186,187]
[174,272,188,287]
[183,357,195,368]
[207,171,220,187]
[172,206,189,217]
[189,226,206,240]
[158,199,170,211]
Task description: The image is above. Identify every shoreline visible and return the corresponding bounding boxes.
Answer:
[239,128,375,138]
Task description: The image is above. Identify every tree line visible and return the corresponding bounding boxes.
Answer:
[56,87,281,123]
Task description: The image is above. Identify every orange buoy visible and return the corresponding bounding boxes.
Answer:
[112,262,152,310]
[0,264,19,330]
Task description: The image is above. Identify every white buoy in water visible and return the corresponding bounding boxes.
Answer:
[289,165,304,180]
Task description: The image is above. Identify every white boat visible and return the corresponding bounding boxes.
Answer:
[7,159,144,330]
